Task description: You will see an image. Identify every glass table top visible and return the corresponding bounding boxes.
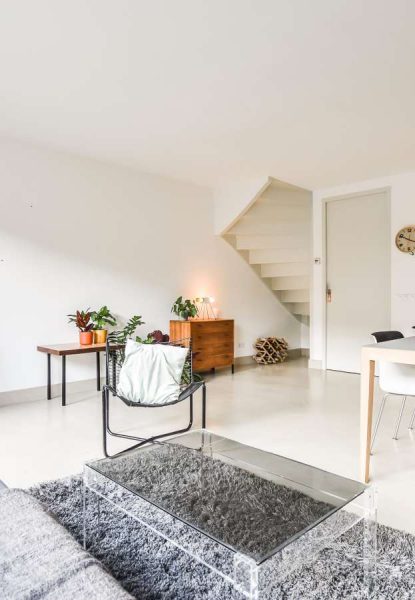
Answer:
[87,430,366,564]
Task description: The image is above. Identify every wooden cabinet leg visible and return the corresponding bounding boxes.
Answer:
[360,354,375,483]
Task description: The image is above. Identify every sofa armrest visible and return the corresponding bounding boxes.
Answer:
[0,480,8,492]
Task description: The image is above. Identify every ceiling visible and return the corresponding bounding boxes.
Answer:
[1,0,415,190]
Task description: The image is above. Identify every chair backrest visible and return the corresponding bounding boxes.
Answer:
[369,330,415,395]
[371,330,403,343]
[105,337,193,394]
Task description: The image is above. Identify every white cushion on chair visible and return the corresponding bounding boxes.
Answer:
[379,361,415,396]
[117,339,188,405]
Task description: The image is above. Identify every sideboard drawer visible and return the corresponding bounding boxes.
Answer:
[193,352,234,370]
[190,321,233,336]
[193,338,234,354]
[170,319,234,373]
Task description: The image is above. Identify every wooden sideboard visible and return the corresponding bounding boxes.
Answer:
[169,319,234,373]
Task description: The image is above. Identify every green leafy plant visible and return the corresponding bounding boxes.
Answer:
[171,296,198,320]
[67,309,94,332]
[180,360,202,385]
[135,335,154,344]
[90,306,117,330]
[108,315,145,344]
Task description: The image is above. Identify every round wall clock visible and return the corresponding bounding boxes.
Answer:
[396,225,415,255]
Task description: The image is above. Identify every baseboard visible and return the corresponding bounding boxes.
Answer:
[0,377,103,407]
[308,359,323,370]
[234,355,255,366]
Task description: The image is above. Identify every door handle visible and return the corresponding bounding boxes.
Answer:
[326,287,332,303]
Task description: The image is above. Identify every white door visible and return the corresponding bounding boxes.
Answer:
[326,190,390,373]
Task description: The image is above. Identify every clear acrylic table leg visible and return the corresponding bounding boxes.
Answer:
[83,473,101,552]
[233,553,259,599]
[363,487,377,597]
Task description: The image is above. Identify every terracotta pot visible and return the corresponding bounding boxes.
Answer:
[93,329,108,344]
[79,331,93,345]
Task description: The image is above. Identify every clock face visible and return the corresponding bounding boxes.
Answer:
[396,225,415,254]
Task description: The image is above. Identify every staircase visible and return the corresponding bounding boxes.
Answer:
[222,178,312,320]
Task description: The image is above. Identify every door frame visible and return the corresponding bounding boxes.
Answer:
[321,187,391,370]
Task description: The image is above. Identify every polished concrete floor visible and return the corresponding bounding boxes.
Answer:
[1,358,414,535]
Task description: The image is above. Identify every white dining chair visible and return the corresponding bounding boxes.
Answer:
[371,331,415,453]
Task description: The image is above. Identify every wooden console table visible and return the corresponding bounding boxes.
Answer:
[37,343,107,406]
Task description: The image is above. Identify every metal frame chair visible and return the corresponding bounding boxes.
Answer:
[102,337,206,458]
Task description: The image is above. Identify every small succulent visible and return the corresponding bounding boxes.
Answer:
[67,309,94,332]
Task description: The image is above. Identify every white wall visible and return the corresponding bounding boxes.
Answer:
[310,172,415,367]
[213,176,269,234]
[0,138,300,393]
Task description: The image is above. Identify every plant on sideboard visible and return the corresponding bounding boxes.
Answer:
[67,309,94,345]
[171,296,198,320]
[90,305,117,344]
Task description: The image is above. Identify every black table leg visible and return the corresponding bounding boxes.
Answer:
[96,352,101,391]
[47,354,51,399]
[62,355,66,407]
[112,355,116,395]
[231,363,235,374]
[202,383,206,429]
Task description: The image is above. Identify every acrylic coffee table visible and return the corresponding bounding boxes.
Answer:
[83,431,376,599]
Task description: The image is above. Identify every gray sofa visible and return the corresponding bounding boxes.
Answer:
[0,483,133,599]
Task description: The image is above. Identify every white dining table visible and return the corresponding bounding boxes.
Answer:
[360,335,415,482]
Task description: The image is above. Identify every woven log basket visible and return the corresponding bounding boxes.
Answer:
[253,337,288,364]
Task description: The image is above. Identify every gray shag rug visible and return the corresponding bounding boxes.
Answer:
[28,463,415,599]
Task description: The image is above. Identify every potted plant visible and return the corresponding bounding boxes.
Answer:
[171,296,198,320]
[108,315,145,344]
[90,305,117,344]
[67,309,94,345]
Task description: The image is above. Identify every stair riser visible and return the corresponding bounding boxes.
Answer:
[279,290,309,303]
[259,190,312,207]
[284,302,310,316]
[236,234,310,250]
[229,221,310,236]
[250,248,308,264]
[272,276,310,290]
[246,205,311,221]
[262,262,310,277]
